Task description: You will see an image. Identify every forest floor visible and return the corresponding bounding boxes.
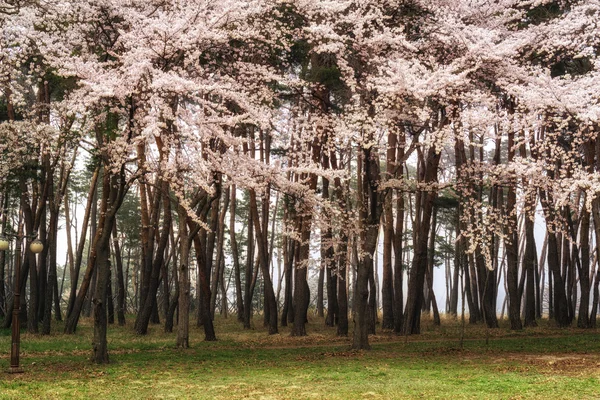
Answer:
[1,314,599,399]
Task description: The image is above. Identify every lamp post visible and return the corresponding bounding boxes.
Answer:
[0,234,43,373]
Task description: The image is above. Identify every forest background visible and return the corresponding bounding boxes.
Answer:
[0,0,599,364]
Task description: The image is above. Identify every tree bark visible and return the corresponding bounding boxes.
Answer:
[135,180,171,334]
[403,144,441,335]
[177,203,191,348]
[229,185,244,323]
[65,166,99,321]
[112,224,127,326]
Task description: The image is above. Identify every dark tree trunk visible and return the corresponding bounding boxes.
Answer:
[136,181,171,335]
[0,195,7,320]
[329,149,349,336]
[454,132,480,323]
[229,185,244,323]
[322,156,338,328]
[112,224,127,326]
[291,133,321,336]
[42,205,59,335]
[211,182,229,318]
[353,254,371,349]
[352,142,382,349]
[243,203,256,329]
[545,229,571,327]
[523,214,538,328]
[323,155,337,327]
[66,167,99,320]
[291,218,310,337]
[249,189,278,334]
[176,204,191,348]
[590,198,600,328]
[84,183,99,319]
[393,134,405,333]
[317,265,325,318]
[337,243,349,337]
[518,129,537,328]
[505,126,522,330]
[426,206,440,326]
[136,178,160,328]
[449,224,460,316]
[204,178,221,322]
[403,146,440,335]
[381,133,396,330]
[19,179,39,334]
[577,204,591,328]
[539,182,571,327]
[92,167,127,364]
[281,237,295,327]
[478,255,499,329]
[107,262,115,324]
[192,218,217,341]
[91,226,112,364]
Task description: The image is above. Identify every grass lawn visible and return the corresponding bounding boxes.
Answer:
[1,315,599,399]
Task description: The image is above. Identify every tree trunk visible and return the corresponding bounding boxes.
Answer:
[281,236,295,327]
[393,135,405,332]
[210,184,229,319]
[91,170,124,364]
[249,189,278,334]
[135,181,171,335]
[65,167,99,320]
[112,224,127,326]
[84,182,99,319]
[243,200,256,329]
[0,196,6,321]
[382,133,396,330]
[291,216,310,337]
[505,126,522,330]
[403,146,440,335]
[352,142,382,349]
[176,202,191,347]
[41,203,59,334]
[192,222,217,341]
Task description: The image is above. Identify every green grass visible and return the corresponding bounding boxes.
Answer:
[1,315,600,399]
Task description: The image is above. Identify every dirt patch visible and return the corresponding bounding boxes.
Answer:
[493,353,600,377]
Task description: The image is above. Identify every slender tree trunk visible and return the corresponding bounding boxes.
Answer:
[281,237,295,327]
[84,181,99,319]
[42,203,59,334]
[329,148,349,336]
[319,152,337,327]
[291,214,311,337]
[91,169,125,364]
[210,185,229,318]
[0,194,8,320]
[66,167,99,321]
[590,198,600,327]
[176,202,191,347]
[136,181,171,334]
[91,227,112,364]
[192,217,217,341]
[107,262,115,324]
[403,146,440,335]
[111,224,127,326]
[382,133,396,330]
[203,177,221,324]
[505,124,522,330]
[226,184,244,324]
[249,189,278,334]
[243,197,255,329]
[352,141,382,349]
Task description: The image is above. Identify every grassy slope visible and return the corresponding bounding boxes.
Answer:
[1,316,599,399]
